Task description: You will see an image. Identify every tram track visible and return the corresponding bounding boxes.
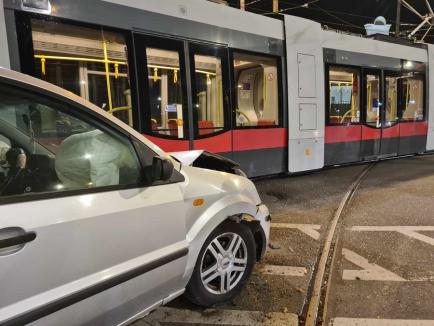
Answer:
[302,163,375,326]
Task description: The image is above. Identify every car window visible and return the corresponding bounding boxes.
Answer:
[0,84,142,199]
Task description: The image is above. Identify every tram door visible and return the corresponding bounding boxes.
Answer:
[361,70,382,159]
[362,69,399,159]
[189,44,232,154]
[134,34,190,152]
[134,34,232,155]
[382,71,400,156]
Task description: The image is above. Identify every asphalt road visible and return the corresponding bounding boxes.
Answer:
[325,156,434,325]
[137,155,434,326]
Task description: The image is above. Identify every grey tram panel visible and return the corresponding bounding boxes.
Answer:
[297,53,317,98]
[299,104,317,131]
[3,0,284,57]
[324,48,402,70]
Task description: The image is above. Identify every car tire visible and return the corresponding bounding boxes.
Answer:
[185,221,256,307]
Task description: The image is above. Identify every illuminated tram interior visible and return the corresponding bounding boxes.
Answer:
[31,19,280,140]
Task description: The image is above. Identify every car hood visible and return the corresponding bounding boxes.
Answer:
[170,150,245,176]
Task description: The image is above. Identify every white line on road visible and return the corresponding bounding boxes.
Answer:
[259,264,308,277]
[305,165,374,326]
[331,317,434,325]
[342,248,407,281]
[140,307,298,326]
[350,226,434,246]
[272,223,321,240]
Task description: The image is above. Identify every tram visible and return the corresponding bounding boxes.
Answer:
[0,0,433,177]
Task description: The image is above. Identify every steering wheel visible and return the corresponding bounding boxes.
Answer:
[0,148,27,196]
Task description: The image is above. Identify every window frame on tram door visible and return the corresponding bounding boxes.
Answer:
[383,70,403,128]
[397,70,427,124]
[361,67,384,129]
[14,11,141,132]
[324,62,362,127]
[188,42,232,140]
[229,49,284,130]
[133,34,190,140]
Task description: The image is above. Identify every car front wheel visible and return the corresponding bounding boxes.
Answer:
[185,221,256,306]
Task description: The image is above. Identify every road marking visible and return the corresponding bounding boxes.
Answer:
[272,223,321,240]
[342,248,407,281]
[140,307,298,326]
[350,226,434,246]
[331,317,434,325]
[305,165,374,326]
[259,264,308,277]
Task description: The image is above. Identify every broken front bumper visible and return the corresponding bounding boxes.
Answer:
[255,204,271,258]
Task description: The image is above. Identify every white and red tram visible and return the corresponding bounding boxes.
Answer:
[0,0,433,177]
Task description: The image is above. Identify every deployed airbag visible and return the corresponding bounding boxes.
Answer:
[0,140,9,162]
[55,130,137,189]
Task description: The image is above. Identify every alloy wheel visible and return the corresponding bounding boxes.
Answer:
[200,232,248,295]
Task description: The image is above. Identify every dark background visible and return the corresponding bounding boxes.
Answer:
[226,0,434,44]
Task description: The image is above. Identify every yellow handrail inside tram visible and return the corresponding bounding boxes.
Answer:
[34,55,217,77]
[103,42,113,112]
[34,54,126,66]
[109,106,131,114]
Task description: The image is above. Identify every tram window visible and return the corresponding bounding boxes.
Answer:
[30,19,133,127]
[401,76,424,121]
[365,74,381,127]
[193,55,224,135]
[146,48,184,138]
[233,53,279,127]
[385,76,399,125]
[327,66,360,125]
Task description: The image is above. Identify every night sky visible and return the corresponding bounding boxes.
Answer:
[226,0,434,44]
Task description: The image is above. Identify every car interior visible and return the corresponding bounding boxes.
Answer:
[0,98,141,197]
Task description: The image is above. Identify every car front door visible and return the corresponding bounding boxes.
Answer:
[0,81,188,325]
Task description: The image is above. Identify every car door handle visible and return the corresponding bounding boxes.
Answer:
[0,231,37,249]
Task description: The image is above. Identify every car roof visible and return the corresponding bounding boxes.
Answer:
[0,67,166,157]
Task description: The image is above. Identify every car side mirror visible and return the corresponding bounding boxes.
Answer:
[151,156,174,182]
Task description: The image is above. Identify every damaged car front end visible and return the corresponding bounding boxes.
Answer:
[170,150,247,178]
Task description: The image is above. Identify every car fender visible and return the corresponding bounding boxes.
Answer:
[181,193,257,282]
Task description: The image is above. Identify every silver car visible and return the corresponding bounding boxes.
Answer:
[0,68,270,325]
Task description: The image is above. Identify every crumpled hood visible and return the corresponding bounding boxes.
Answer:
[170,150,245,177]
[170,150,204,166]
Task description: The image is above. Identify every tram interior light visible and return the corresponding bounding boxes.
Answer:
[22,0,51,13]
[404,61,414,69]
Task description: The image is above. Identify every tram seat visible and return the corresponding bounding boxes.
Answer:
[257,120,275,126]
[329,117,341,124]
[151,121,158,131]
[198,120,214,135]
[168,120,178,137]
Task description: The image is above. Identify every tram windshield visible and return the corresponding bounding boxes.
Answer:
[31,19,133,127]
[328,66,360,125]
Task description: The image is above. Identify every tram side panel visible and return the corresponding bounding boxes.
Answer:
[427,44,434,151]
[284,15,325,173]
[285,14,430,168]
